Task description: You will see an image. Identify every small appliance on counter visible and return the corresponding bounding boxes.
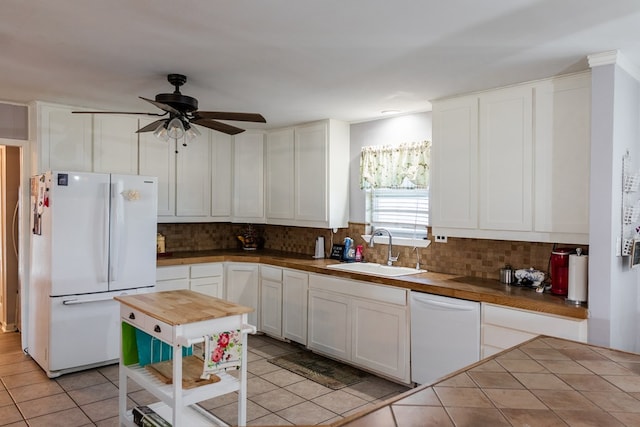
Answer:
[550,248,572,295]
[313,236,325,259]
[499,265,515,284]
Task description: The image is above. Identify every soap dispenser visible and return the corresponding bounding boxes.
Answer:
[343,237,356,262]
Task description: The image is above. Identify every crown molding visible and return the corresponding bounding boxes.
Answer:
[588,50,640,81]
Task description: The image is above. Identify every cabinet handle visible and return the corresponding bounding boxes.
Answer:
[129,313,135,320]
[154,325,161,333]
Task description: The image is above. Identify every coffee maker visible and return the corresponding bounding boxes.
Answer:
[550,249,571,295]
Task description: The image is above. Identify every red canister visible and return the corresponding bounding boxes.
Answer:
[550,249,571,295]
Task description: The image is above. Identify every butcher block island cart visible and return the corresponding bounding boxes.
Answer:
[115,290,256,426]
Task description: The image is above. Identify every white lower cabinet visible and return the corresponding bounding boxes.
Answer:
[481,303,588,358]
[225,263,259,328]
[155,265,189,292]
[260,266,283,337]
[282,269,308,345]
[308,274,410,383]
[260,267,309,345]
[308,289,351,361]
[156,263,224,297]
[189,263,224,298]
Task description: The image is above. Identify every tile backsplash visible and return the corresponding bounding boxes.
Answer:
[157,222,586,281]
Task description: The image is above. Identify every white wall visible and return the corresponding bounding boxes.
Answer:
[348,112,432,223]
[588,60,640,352]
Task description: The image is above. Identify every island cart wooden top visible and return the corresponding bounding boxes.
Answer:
[114,289,254,326]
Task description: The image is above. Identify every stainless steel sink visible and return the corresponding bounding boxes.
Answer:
[326,262,425,277]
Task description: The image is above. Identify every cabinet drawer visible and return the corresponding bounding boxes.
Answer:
[156,265,189,281]
[144,316,173,344]
[120,306,145,330]
[482,303,587,341]
[309,274,407,306]
[261,265,282,281]
[190,263,223,278]
[482,324,536,350]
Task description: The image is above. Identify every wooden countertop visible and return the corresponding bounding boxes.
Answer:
[157,249,588,320]
[115,289,254,325]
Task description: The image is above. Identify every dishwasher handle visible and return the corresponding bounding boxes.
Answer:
[412,295,477,311]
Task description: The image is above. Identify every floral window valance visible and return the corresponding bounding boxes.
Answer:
[360,140,431,189]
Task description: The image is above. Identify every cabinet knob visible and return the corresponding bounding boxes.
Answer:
[154,325,161,333]
[128,313,135,320]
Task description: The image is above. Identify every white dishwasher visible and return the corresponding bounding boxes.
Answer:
[410,292,480,385]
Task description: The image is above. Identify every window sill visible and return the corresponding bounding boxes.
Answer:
[361,235,431,248]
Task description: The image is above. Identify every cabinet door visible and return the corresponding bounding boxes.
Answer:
[352,298,409,382]
[176,132,211,216]
[211,132,232,218]
[190,276,224,298]
[534,73,591,237]
[38,103,93,172]
[282,269,308,345]
[233,132,265,222]
[479,85,533,231]
[294,122,327,222]
[225,263,259,327]
[431,96,478,229]
[308,289,350,361]
[93,115,139,174]
[139,120,176,216]
[266,128,295,221]
[260,278,282,337]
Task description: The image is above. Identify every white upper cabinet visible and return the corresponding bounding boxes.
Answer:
[93,115,139,174]
[211,132,233,219]
[534,73,591,241]
[233,131,265,223]
[265,119,349,229]
[478,84,533,231]
[431,72,591,244]
[431,96,478,229]
[266,128,295,220]
[176,132,211,217]
[33,102,93,173]
[139,119,176,217]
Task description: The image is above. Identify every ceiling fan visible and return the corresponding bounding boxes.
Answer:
[73,73,266,139]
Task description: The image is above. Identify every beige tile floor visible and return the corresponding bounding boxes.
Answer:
[0,331,410,426]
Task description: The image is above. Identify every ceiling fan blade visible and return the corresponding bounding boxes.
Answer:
[72,110,165,116]
[136,119,167,133]
[193,111,266,123]
[139,96,181,115]
[192,119,246,135]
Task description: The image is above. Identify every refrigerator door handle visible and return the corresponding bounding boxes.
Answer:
[110,181,124,282]
[62,297,115,305]
[101,182,110,283]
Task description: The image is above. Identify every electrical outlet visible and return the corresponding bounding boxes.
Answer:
[434,235,448,243]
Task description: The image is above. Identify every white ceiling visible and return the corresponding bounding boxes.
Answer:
[3,0,640,129]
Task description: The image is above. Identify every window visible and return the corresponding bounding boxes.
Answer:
[368,187,429,239]
[360,141,431,243]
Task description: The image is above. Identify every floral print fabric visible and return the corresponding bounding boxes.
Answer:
[360,140,431,189]
[201,330,242,379]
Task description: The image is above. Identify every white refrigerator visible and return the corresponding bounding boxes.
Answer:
[28,171,158,377]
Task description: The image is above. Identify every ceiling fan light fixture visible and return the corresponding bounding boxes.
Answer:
[184,123,201,144]
[167,117,185,139]
[153,122,170,141]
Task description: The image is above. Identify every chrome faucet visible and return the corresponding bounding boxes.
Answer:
[368,228,399,266]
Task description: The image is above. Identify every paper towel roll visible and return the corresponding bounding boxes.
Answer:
[567,254,588,303]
